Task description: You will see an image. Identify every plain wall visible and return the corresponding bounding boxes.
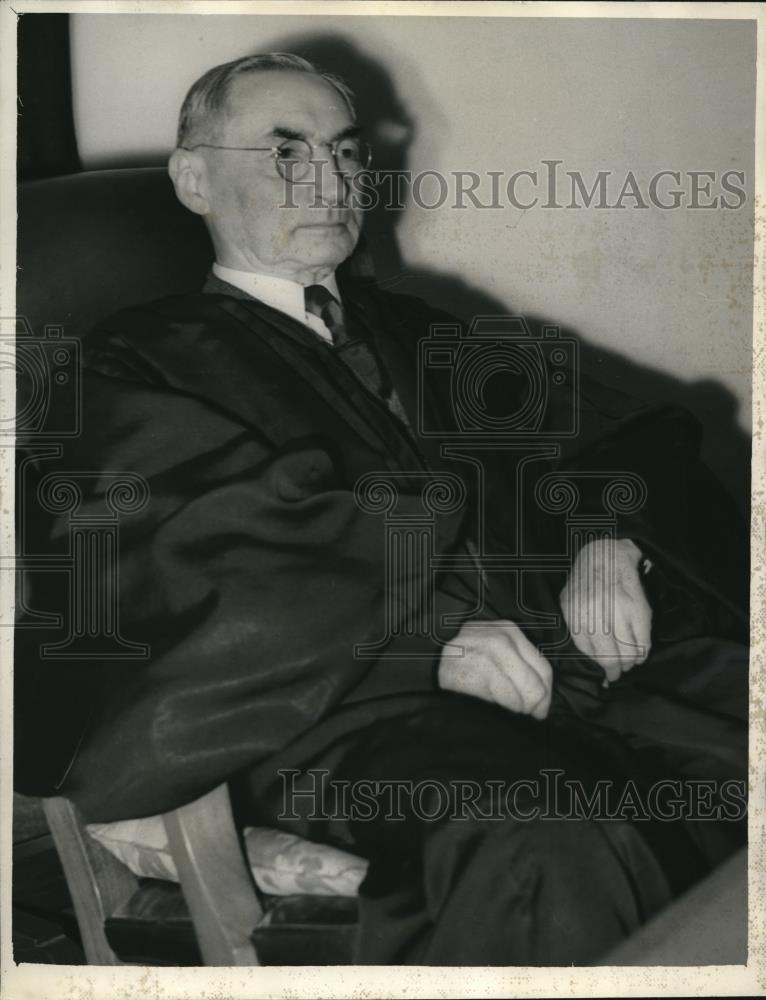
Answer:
[69,13,756,505]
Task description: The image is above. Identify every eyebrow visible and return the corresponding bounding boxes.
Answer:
[270,123,363,143]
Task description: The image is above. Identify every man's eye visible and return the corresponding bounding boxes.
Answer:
[275,140,310,161]
[336,141,361,162]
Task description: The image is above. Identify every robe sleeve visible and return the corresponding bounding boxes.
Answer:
[23,358,468,820]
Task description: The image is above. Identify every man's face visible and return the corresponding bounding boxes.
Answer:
[198,70,364,281]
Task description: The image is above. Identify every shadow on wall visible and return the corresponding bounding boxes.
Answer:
[102,31,751,514]
[390,267,751,517]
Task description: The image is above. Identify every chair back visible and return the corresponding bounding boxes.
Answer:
[17,167,213,341]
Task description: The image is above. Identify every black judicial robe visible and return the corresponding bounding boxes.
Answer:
[14,275,748,822]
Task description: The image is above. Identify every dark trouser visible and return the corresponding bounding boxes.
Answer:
[234,637,747,965]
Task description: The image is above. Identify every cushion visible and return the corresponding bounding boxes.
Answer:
[244,828,367,896]
[87,816,367,897]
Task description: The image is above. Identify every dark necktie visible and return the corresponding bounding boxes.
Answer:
[304,284,389,400]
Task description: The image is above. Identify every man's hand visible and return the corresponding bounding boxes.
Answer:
[560,538,652,681]
[438,621,553,720]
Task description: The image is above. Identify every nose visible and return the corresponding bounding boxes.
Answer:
[310,152,350,207]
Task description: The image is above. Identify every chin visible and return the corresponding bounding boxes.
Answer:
[291,228,359,269]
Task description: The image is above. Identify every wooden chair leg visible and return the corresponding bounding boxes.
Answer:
[163,784,263,966]
[42,797,139,965]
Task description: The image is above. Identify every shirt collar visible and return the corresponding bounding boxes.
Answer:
[212,263,340,327]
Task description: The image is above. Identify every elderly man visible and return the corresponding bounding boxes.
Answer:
[17,54,748,965]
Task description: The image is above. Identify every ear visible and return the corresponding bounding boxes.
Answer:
[168,148,211,216]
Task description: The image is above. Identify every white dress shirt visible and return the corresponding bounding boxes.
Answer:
[212,263,339,344]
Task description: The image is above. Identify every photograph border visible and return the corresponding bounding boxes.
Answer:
[1,2,763,997]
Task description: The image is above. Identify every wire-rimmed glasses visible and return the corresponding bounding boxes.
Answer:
[178,135,373,181]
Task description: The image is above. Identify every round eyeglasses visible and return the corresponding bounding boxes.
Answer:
[179,136,373,181]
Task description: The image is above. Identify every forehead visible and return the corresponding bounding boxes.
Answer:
[221,69,354,138]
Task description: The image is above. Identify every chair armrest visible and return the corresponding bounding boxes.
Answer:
[162,783,264,966]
